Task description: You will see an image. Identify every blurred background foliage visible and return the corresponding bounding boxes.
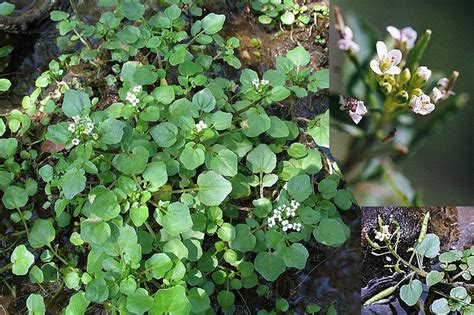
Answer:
[330,0,473,205]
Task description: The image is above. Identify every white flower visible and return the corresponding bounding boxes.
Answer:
[72,115,81,122]
[252,79,259,88]
[68,123,76,132]
[437,78,448,89]
[375,231,384,241]
[195,120,208,132]
[282,226,288,232]
[410,94,435,115]
[339,95,367,124]
[337,26,360,52]
[71,138,80,146]
[132,85,142,93]
[126,92,139,107]
[386,26,417,50]
[261,79,269,85]
[92,133,99,140]
[370,41,402,75]
[415,66,432,82]
[431,87,444,103]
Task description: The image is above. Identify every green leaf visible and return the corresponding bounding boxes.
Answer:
[313,218,348,247]
[80,219,111,246]
[430,298,450,315]
[26,294,45,315]
[308,110,329,147]
[269,86,291,102]
[122,2,145,20]
[151,286,191,315]
[406,30,431,73]
[143,162,168,190]
[134,65,158,85]
[217,223,236,242]
[38,165,54,182]
[60,168,86,199]
[193,88,216,112]
[90,189,120,221]
[0,78,12,91]
[201,13,225,34]
[131,205,149,227]
[258,15,272,25]
[246,144,276,174]
[415,234,440,258]
[85,278,109,303]
[117,25,140,44]
[62,90,91,118]
[0,118,5,136]
[151,122,178,147]
[0,138,18,158]
[217,291,235,308]
[28,219,55,249]
[179,143,205,170]
[317,178,338,199]
[287,175,313,202]
[11,245,34,275]
[400,279,422,306]
[286,46,311,67]
[308,69,329,92]
[197,171,232,206]
[188,287,210,313]
[50,10,69,21]
[280,11,295,25]
[334,189,352,210]
[280,243,309,270]
[126,289,154,314]
[99,118,124,144]
[158,202,193,236]
[210,148,238,177]
[112,146,149,175]
[0,3,15,16]
[243,111,271,137]
[2,185,28,209]
[65,292,90,315]
[254,252,286,281]
[229,224,256,252]
[426,270,444,287]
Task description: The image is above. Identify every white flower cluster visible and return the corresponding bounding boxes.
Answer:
[431,78,452,104]
[126,85,142,107]
[252,78,269,89]
[267,200,302,232]
[195,120,208,133]
[374,224,391,241]
[69,116,97,146]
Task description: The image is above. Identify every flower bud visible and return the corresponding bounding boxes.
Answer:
[411,66,432,87]
[394,91,409,104]
[400,68,411,84]
[412,88,423,96]
[381,82,392,95]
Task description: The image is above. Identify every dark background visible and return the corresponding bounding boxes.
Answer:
[331,0,473,205]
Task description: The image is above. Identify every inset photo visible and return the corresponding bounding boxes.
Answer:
[330,0,473,205]
[361,207,474,314]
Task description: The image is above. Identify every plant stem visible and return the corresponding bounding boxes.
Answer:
[0,263,13,274]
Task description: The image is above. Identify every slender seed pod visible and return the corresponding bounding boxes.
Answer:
[365,233,380,249]
[417,212,430,244]
[363,286,398,305]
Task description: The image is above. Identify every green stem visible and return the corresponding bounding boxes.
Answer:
[0,263,13,274]
[47,245,71,267]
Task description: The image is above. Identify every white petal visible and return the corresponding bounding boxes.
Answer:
[376,41,387,58]
[370,60,383,75]
[385,65,401,75]
[344,26,353,39]
[386,26,401,40]
[387,49,402,65]
[349,112,362,124]
[355,102,367,115]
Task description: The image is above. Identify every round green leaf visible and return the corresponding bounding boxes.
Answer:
[151,285,191,314]
[60,168,86,200]
[85,278,109,303]
[217,223,236,242]
[246,144,276,174]
[400,279,422,307]
[313,218,348,247]
[188,287,210,313]
[11,245,35,275]
[279,243,309,270]
[158,202,193,236]
[2,185,28,209]
[126,289,154,314]
[254,252,286,281]
[197,171,232,206]
[62,90,90,118]
[26,294,45,315]
[415,234,440,258]
[229,224,256,252]
[28,219,55,249]
[90,190,120,221]
[287,175,313,202]
[151,122,178,147]
[201,13,225,34]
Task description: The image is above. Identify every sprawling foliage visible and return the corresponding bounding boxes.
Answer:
[364,213,474,313]
[0,1,349,313]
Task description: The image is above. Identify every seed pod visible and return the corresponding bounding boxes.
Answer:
[363,285,398,305]
[417,212,430,244]
[365,233,380,249]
